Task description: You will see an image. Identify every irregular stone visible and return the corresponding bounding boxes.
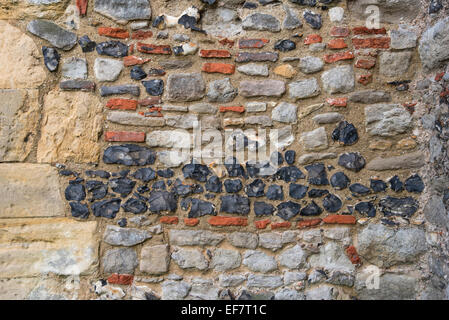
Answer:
[145,130,190,148]
[283,5,302,30]
[94,58,123,82]
[228,232,258,249]
[65,182,85,201]
[189,199,216,218]
[148,191,177,213]
[78,35,96,52]
[274,64,297,78]
[365,104,412,137]
[338,152,366,172]
[220,195,250,215]
[305,285,337,300]
[161,281,191,300]
[278,245,308,269]
[259,233,283,251]
[94,0,151,23]
[207,78,238,102]
[142,80,164,96]
[356,272,417,300]
[323,194,343,213]
[159,59,193,69]
[350,183,371,196]
[254,202,276,216]
[274,39,296,52]
[42,47,60,72]
[103,225,151,247]
[96,41,128,57]
[379,51,412,76]
[211,249,241,271]
[357,224,426,267]
[277,201,301,220]
[405,175,425,193]
[92,199,121,219]
[172,249,208,270]
[289,184,308,200]
[301,127,328,151]
[299,56,324,74]
[219,274,246,287]
[391,26,418,49]
[329,7,344,22]
[189,278,220,300]
[349,90,391,104]
[419,17,449,71]
[313,113,344,125]
[297,153,337,165]
[166,73,205,102]
[379,196,419,218]
[164,114,198,129]
[289,78,321,100]
[242,13,281,32]
[103,144,156,166]
[27,20,77,50]
[243,250,278,272]
[272,102,298,124]
[303,10,322,29]
[276,166,305,183]
[103,248,138,274]
[321,65,355,94]
[237,63,269,77]
[275,288,305,300]
[122,198,147,214]
[240,80,286,97]
[247,275,283,289]
[235,52,279,63]
[189,103,217,114]
[366,152,425,171]
[310,242,355,274]
[100,85,140,96]
[130,66,147,80]
[169,229,225,246]
[270,126,295,149]
[300,201,323,216]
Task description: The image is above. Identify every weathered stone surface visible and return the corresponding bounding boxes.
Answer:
[146,130,190,148]
[228,232,258,249]
[356,271,417,300]
[37,89,102,163]
[202,8,243,38]
[243,250,278,272]
[172,248,208,270]
[103,144,156,166]
[240,80,286,97]
[313,112,344,125]
[169,229,225,246]
[310,242,355,274]
[103,225,151,247]
[305,285,337,300]
[27,20,77,50]
[165,114,198,129]
[349,90,391,104]
[94,58,123,81]
[62,57,87,80]
[391,26,417,49]
[357,224,426,267]
[379,196,419,217]
[289,79,321,100]
[348,0,420,24]
[259,232,283,251]
[0,164,64,218]
[0,21,46,89]
[107,111,165,127]
[219,274,246,287]
[166,73,206,102]
[211,249,241,271]
[189,278,220,300]
[270,126,295,149]
[140,245,170,275]
[278,245,308,269]
[94,0,151,23]
[207,78,238,103]
[419,17,449,71]
[338,152,366,172]
[0,218,98,278]
[272,102,298,124]
[161,280,191,300]
[299,56,324,74]
[301,127,328,151]
[247,275,283,289]
[321,65,355,94]
[237,63,269,77]
[0,0,71,20]
[379,51,412,76]
[366,152,425,171]
[242,13,281,32]
[297,153,337,165]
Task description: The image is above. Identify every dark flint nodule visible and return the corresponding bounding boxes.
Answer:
[300,201,323,217]
[96,41,128,57]
[276,166,305,182]
[42,46,60,72]
[305,163,329,186]
[109,177,136,197]
[86,180,108,200]
[405,174,425,193]
[65,182,86,201]
[70,202,89,219]
[182,163,211,182]
[270,151,284,166]
[285,150,296,165]
[103,144,156,166]
[355,202,376,217]
[142,79,164,96]
[189,199,216,218]
[274,40,296,52]
[132,168,156,182]
[289,184,308,200]
[130,66,147,80]
[330,172,350,190]
[157,168,174,178]
[332,121,359,146]
[266,185,284,201]
[370,179,387,192]
[277,201,301,220]
[245,179,265,197]
[254,201,275,216]
[224,179,243,193]
[389,176,404,192]
[323,194,343,213]
[338,152,366,172]
[308,189,330,198]
[349,183,371,196]
[92,198,121,219]
[206,176,222,193]
[220,195,250,215]
[122,198,148,214]
[148,191,177,213]
[379,196,419,218]
[78,35,96,52]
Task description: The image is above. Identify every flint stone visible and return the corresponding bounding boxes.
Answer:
[94,58,123,82]
[242,13,281,32]
[103,144,155,166]
[247,275,283,289]
[27,20,77,50]
[94,0,151,23]
[419,17,449,71]
[278,245,308,269]
[172,249,208,270]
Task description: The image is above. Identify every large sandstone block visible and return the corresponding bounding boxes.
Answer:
[0,163,64,218]
[37,89,103,164]
[0,218,98,278]
[0,0,70,20]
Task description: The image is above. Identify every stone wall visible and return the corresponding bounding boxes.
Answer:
[0,0,448,300]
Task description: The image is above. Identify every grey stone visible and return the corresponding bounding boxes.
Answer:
[275,288,305,300]
[284,271,307,285]
[278,245,308,269]
[247,275,283,289]
[219,274,246,287]
[94,0,151,23]
[424,195,449,229]
[202,8,242,38]
[302,229,322,243]
[301,127,328,151]
[391,26,418,49]
[140,244,170,275]
[270,126,294,149]
[299,56,324,74]
[171,248,209,271]
[166,73,206,102]
[228,232,258,249]
[282,230,300,244]
[419,17,449,71]
[94,58,123,82]
[27,20,77,50]
[313,113,344,124]
[347,0,420,24]
[189,278,220,300]
[272,102,298,124]
[164,114,198,129]
[366,152,425,171]
[365,104,412,137]
[309,43,326,52]
[246,102,267,113]
[305,285,337,300]
[162,281,191,300]
[189,103,217,114]
[245,116,273,127]
[211,249,241,271]
[243,250,278,272]
[100,85,139,97]
[327,270,355,287]
[328,7,344,22]
[242,13,281,32]
[323,227,350,241]
[235,52,279,63]
[240,80,286,97]
[62,57,87,80]
[379,51,412,77]
[349,90,391,104]
[283,5,302,30]
[289,78,321,100]
[159,59,193,70]
[161,105,188,112]
[237,63,269,77]
[207,78,238,103]
[103,225,151,247]
[357,224,427,267]
[259,232,283,251]
[146,130,190,148]
[107,111,165,127]
[103,248,138,274]
[309,242,355,274]
[169,229,225,246]
[356,272,417,300]
[297,153,337,165]
[321,65,355,94]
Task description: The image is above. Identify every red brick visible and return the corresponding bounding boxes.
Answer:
[403,102,417,114]
[271,222,291,230]
[436,72,445,81]
[131,30,153,40]
[160,216,179,225]
[184,218,199,227]
[255,219,271,229]
[353,26,387,35]
[239,38,269,49]
[304,34,322,45]
[345,246,362,265]
[297,219,322,229]
[208,216,248,227]
[137,42,172,54]
[139,107,163,117]
[326,98,348,107]
[107,274,134,285]
[323,215,356,225]
[199,49,231,58]
[105,131,145,142]
[358,74,373,85]
[106,98,138,110]
[219,106,245,113]
[128,43,134,54]
[138,97,162,107]
[324,51,355,63]
[330,26,350,37]
[76,0,88,16]
[352,37,390,49]
[98,27,129,39]
[355,58,376,69]
[328,39,348,49]
[219,38,235,48]
[123,56,151,67]
[202,63,235,74]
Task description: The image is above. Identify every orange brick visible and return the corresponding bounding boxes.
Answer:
[323,215,356,225]
[271,222,291,230]
[131,30,153,40]
[160,216,179,225]
[219,38,235,48]
[330,26,350,37]
[76,0,88,16]
[123,56,151,67]
[138,97,161,106]
[352,26,387,35]
[355,58,376,69]
[436,72,445,82]
[98,27,129,39]
[202,63,235,74]
[304,34,322,45]
[208,216,248,227]
[107,274,134,285]
[328,39,348,49]
[184,218,200,227]
[345,246,362,265]
[239,38,269,49]
[297,219,322,229]
[358,74,373,85]
[106,98,138,110]
[105,131,145,142]
[199,49,231,58]
[255,219,271,229]
[137,42,172,54]
[326,98,348,107]
[219,106,245,113]
[352,37,390,49]
[324,51,355,63]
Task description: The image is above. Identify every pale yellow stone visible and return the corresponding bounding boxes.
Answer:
[140,245,170,275]
[0,218,99,278]
[0,0,70,20]
[0,21,46,89]
[0,163,65,218]
[274,64,297,79]
[368,140,393,151]
[298,103,325,120]
[223,118,244,127]
[397,138,417,150]
[0,89,40,161]
[37,88,104,164]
